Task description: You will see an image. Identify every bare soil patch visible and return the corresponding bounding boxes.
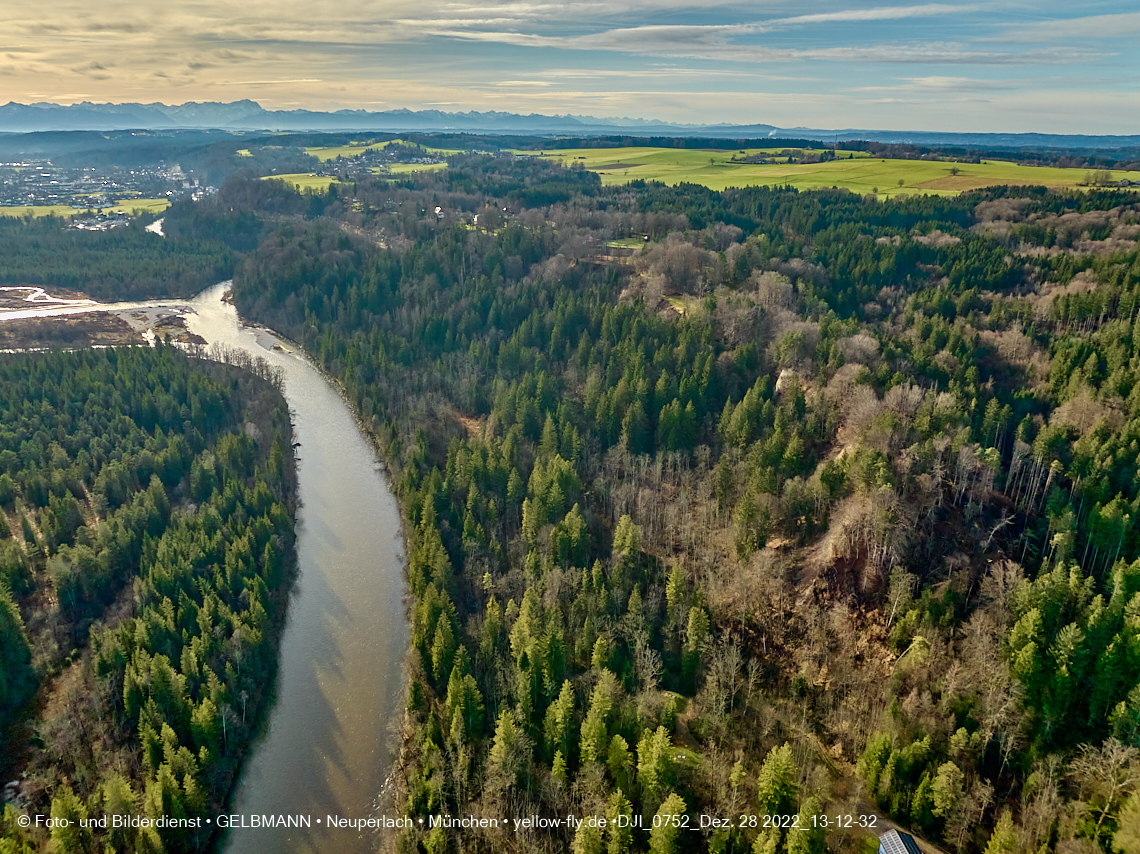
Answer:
[0,312,141,349]
[115,307,206,346]
[0,285,93,309]
[453,412,482,438]
[151,313,207,345]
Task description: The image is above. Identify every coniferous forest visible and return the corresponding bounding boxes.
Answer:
[233,158,1140,854]
[0,346,295,853]
[4,147,1140,853]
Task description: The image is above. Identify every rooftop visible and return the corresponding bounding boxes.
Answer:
[879,829,923,854]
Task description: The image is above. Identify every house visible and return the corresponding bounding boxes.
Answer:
[878,828,922,854]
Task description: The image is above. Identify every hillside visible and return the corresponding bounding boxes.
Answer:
[4,101,1140,150]
[3,148,1139,853]
[228,156,1140,852]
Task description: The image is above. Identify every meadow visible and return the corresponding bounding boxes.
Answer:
[305,141,393,161]
[537,146,1140,197]
[262,173,344,191]
[605,237,647,249]
[305,139,461,161]
[0,198,171,218]
[0,204,78,218]
[385,162,448,174]
[111,198,170,215]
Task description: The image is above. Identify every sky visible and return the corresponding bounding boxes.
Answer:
[3,0,1139,133]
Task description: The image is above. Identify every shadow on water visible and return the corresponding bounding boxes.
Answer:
[214,569,348,848]
[183,283,410,854]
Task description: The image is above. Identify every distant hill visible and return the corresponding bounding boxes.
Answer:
[0,100,702,135]
[2,100,1139,149]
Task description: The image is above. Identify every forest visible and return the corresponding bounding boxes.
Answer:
[0,174,308,302]
[228,156,1140,854]
[0,214,236,302]
[3,144,1140,854]
[0,345,295,853]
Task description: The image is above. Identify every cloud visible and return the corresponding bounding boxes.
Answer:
[394,2,977,48]
[534,67,795,80]
[82,22,143,33]
[0,1,980,54]
[431,24,1107,65]
[997,11,1140,42]
[214,78,324,85]
[843,75,1036,93]
[775,4,972,26]
[0,0,1132,132]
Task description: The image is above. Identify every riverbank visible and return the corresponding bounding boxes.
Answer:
[0,345,298,854]
[0,284,410,854]
[215,285,419,847]
[183,284,410,854]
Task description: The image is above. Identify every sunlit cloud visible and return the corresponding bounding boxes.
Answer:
[214,79,324,85]
[844,75,1050,93]
[430,26,1107,66]
[776,4,972,25]
[995,10,1140,42]
[0,0,1134,132]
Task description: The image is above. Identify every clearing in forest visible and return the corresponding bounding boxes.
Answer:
[262,173,346,191]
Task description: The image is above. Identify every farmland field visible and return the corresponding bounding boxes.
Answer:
[0,198,171,218]
[0,204,80,218]
[305,141,393,161]
[262,173,345,191]
[306,139,462,161]
[110,198,170,214]
[386,162,448,174]
[535,147,1140,197]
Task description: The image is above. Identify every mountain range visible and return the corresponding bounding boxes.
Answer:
[2,100,1139,150]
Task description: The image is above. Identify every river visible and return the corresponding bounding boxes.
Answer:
[0,282,410,854]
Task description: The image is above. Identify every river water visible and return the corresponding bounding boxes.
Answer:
[0,283,409,853]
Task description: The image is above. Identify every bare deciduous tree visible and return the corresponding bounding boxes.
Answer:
[1069,737,1140,837]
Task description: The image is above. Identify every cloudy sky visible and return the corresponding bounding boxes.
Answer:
[4,0,1139,132]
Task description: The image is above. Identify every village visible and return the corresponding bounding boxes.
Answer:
[0,160,211,213]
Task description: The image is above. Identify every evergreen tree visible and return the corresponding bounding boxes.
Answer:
[756,743,798,817]
[648,793,687,854]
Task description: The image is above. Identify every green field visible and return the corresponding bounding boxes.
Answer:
[521,146,868,165]
[236,149,253,157]
[664,295,696,316]
[0,205,77,217]
[262,173,345,191]
[306,139,462,161]
[386,162,448,175]
[0,198,171,218]
[110,198,171,215]
[606,237,648,249]
[536,147,1140,197]
[305,141,393,161]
